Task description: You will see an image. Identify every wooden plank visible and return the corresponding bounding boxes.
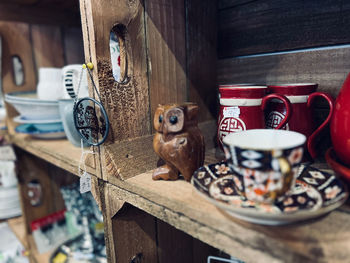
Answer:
[102,181,123,263]
[145,0,187,126]
[111,204,158,263]
[62,26,85,64]
[157,219,193,263]
[218,0,350,57]
[217,47,350,99]
[27,234,52,263]
[80,0,151,142]
[7,216,28,249]
[219,0,252,10]
[0,22,37,134]
[192,238,230,263]
[101,120,216,181]
[102,150,350,263]
[186,0,218,122]
[31,24,65,68]
[11,134,96,176]
[16,151,54,233]
[0,1,80,26]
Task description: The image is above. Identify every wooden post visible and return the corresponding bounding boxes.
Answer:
[79,0,218,181]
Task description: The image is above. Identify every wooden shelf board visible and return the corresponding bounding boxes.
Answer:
[7,216,51,263]
[105,151,350,263]
[0,1,80,26]
[27,234,52,263]
[10,133,96,176]
[7,216,28,249]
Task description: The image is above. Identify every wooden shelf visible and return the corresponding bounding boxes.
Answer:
[0,0,80,26]
[102,150,350,263]
[7,216,51,263]
[7,216,28,249]
[9,130,349,262]
[9,133,97,177]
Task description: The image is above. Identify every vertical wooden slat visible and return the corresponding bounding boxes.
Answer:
[0,22,37,133]
[16,150,53,233]
[145,0,187,126]
[30,24,65,68]
[62,26,85,65]
[186,0,218,122]
[80,0,151,142]
[157,219,193,263]
[112,204,158,262]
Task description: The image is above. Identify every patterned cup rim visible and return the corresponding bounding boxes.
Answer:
[223,129,306,151]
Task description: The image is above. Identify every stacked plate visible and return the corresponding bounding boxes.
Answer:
[0,186,21,219]
[0,161,21,220]
[5,91,66,139]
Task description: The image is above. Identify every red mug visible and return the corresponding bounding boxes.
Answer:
[217,85,292,148]
[266,83,334,159]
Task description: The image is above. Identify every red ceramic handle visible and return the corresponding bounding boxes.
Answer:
[307,92,334,159]
[261,93,293,129]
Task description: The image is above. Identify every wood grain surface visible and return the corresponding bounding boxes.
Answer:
[100,120,216,181]
[112,204,158,263]
[31,24,65,68]
[218,47,350,99]
[0,0,80,26]
[145,0,187,125]
[103,161,350,263]
[62,26,85,65]
[186,0,218,122]
[0,22,37,134]
[218,0,350,57]
[11,134,96,176]
[80,0,151,143]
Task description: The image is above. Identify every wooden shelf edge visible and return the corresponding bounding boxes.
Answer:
[9,133,97,177]
[102,153,350,263]
[7,216,28,249]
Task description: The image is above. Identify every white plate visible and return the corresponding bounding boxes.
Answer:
[0,107,6,121]
[13,115,62,124]
[0,207,22,220]
[0,198,20,210]
[5,91,60,120]
[0,187,20,198]
[192,163,348,225]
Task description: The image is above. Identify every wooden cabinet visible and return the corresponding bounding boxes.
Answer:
[1,0,350,262]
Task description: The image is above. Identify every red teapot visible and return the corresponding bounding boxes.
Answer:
[330,73,350,166]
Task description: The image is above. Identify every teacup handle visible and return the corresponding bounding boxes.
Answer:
[277,157,294,192]
[261,94,293,129]
[307,92,334,159]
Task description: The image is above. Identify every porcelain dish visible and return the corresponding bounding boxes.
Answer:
[191,162,348,225]
[0,187,21,219]
[13,115,62,124]
[15,123,66,139]
[5,91,60,120]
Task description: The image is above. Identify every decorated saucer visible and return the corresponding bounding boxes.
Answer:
[191,162,348,225]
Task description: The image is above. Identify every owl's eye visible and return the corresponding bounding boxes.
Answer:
[159,115,163,123]
[169,115,178,125]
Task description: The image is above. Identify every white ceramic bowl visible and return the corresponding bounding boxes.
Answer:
[5,91,60,120]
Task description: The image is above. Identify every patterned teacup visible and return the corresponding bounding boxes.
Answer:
[223,129,306,203]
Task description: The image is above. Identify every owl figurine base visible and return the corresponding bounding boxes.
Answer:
[152,103,205,182]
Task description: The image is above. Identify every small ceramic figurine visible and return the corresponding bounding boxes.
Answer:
[153,103,205,181]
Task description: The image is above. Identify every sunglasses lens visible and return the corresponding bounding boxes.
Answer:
[73,98,109,146]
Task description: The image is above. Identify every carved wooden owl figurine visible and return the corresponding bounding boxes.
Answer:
[153,103,205,181]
